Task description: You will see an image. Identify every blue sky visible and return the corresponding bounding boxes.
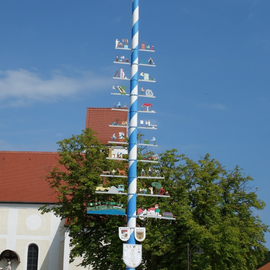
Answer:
[1,0,270,247]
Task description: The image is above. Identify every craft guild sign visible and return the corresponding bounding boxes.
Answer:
[123,244,142,268]
[119,227,131,241]
[135,227,146,242]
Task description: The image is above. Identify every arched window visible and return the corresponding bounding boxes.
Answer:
[27,244,38,270]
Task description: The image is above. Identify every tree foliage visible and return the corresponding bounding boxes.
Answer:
[40,129,269,270]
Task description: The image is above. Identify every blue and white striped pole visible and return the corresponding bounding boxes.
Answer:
[127,0,139,269]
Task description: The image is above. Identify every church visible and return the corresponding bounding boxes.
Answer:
[0,108,128,270]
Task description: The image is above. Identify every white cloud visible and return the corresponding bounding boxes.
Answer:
[0,69,111,107]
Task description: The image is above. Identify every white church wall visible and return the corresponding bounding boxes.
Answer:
[0,204,90,270]
[0,204,65,270]
[63,230,93,270]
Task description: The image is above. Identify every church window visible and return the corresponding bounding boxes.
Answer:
[27,244,38,270]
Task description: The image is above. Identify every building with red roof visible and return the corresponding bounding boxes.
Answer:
[0,107,123,270]
[0,150,86,270]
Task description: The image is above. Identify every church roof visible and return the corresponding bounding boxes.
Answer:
[1,108,128,204]
[0,151,61,204]
[258,262,270,270]
[85,107,128,144]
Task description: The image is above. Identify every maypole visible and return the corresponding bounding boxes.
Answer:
[88,1,176,269]
[127,1,139,266]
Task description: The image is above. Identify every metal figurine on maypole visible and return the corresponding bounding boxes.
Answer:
[87,0,176,269]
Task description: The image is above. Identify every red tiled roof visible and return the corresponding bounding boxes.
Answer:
[0,108,128,204]
[85,107,128,144]
[0,151,61,203]
[258,262,270,270]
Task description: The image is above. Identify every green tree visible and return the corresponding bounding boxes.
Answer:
[40,131,269,270]
[150,150,269,270]
[257,251,270,268]
[40,129,127,269]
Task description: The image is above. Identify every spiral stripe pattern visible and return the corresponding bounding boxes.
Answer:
[127,3,139,268]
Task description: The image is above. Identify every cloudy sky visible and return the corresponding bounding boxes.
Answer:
[1,0,270,247]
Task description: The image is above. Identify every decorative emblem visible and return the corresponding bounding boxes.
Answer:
[135,227,146,242]
[119,227,131,241]
[123,244,142,268]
